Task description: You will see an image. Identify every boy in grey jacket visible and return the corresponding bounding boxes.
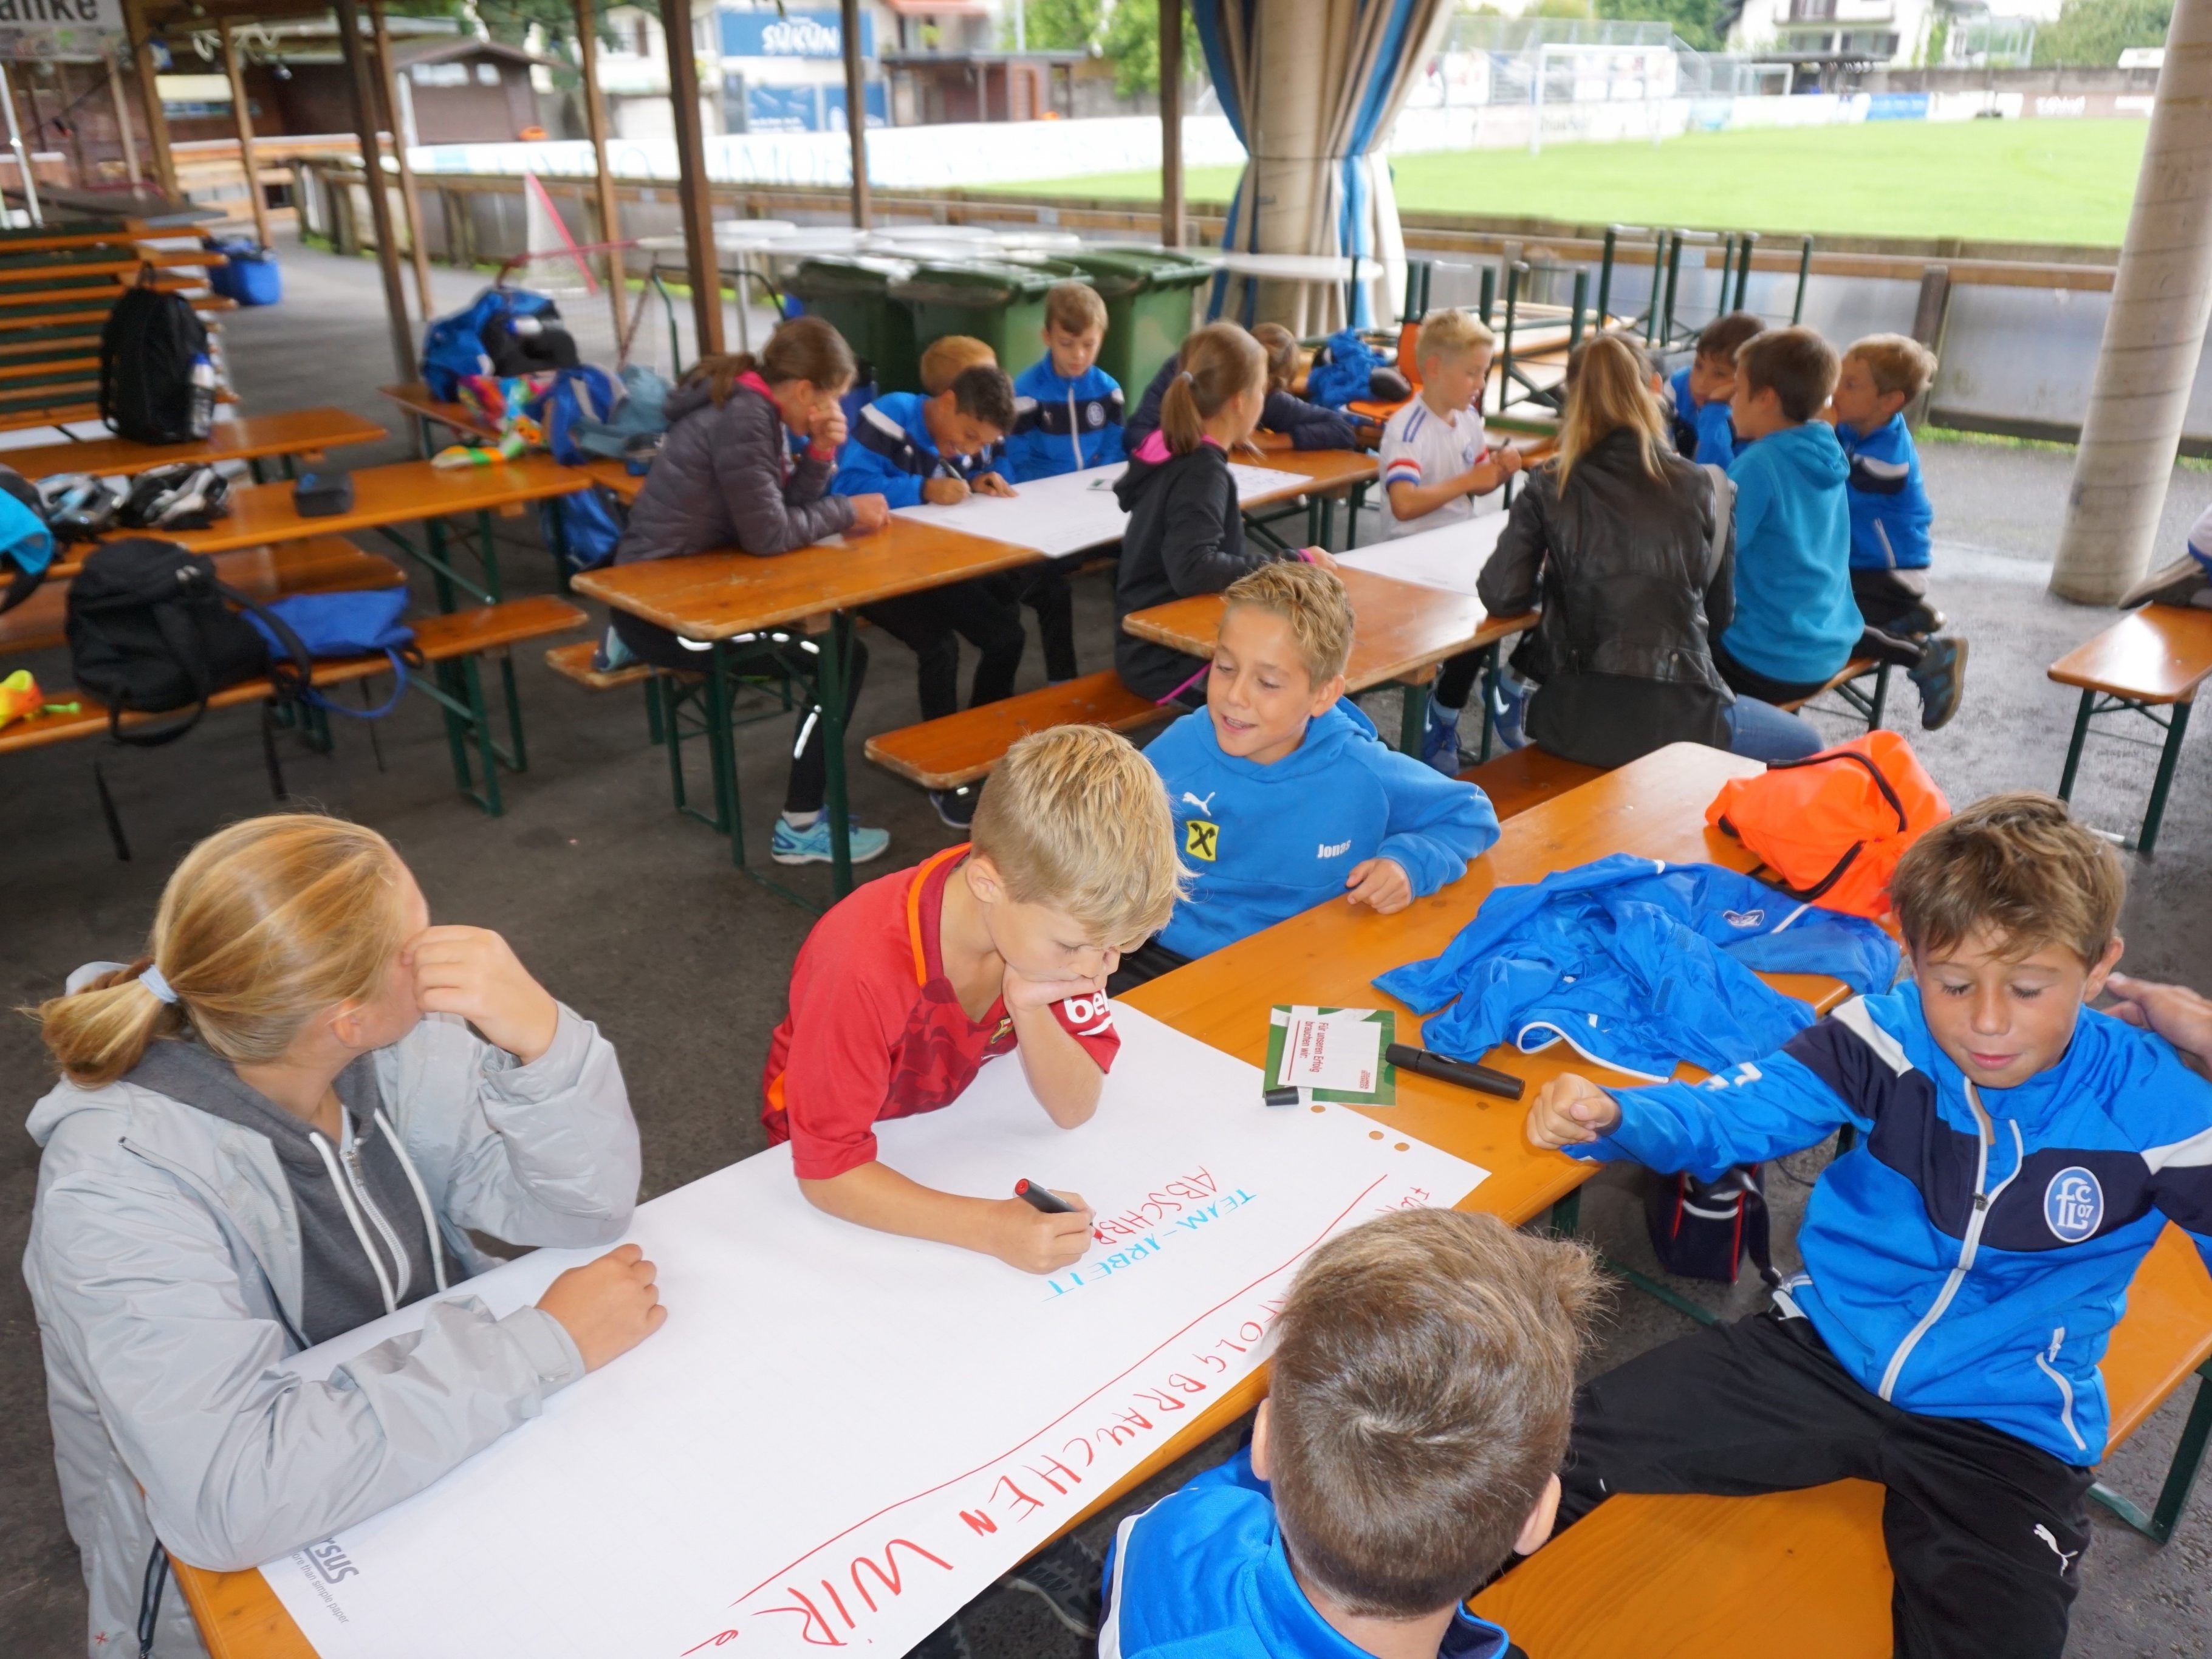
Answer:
[23,815,656,1657]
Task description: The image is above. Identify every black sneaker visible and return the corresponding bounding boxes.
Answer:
[1891,600,1947,638]
[1911,635,1968,731]
[908,1616,973,1659]
[930,785,979,829]
[1004,1535,1101,1640]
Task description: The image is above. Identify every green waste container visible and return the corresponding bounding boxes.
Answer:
[1058,247,1217,392]
[890,259,1083,383]
[784,255,921,394]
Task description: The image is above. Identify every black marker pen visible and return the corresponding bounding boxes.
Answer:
[1015,1179,1075,1213]
[1385,1042,1526,1101]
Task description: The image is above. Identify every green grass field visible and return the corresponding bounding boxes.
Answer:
[997,118,2147,247]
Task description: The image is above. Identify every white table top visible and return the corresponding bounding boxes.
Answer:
[1335,511,1510,598]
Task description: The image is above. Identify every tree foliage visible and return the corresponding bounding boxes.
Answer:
[2031,0,2173,66]
[1100,0,1205,100]
[1592,0,1730,53]
[1001,0,1108,52]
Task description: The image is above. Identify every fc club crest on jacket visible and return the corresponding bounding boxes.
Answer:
[2044,1167,2103,1243]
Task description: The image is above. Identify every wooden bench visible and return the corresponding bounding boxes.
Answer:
[544,638,652,691]
[1,595,586,824]
[1,406,390,483]
[2050,603,2212,855]
[864,669,1168,791]
[1460,745,1606,821]
[1469,1223,2212,1651]
[1,537,402,658]
[1780,654,1892,730]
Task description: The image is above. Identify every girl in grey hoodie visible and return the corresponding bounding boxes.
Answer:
[23,814,660,1657]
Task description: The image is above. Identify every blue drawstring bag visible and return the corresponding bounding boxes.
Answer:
[0,473,54,612]
[541,486,623,573]
[535,364,624,465]
[247,590,417,719]
[1305,329,1384,411]
[562,364,672,462]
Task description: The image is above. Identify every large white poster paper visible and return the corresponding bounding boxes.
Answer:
[261,1007,1485,1658]
[889,461,1316,558]
[1337,513,1510,598]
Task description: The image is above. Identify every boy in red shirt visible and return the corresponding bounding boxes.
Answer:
[762,725,1184,1273]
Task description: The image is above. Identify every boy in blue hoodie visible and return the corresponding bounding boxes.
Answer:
[1005,282,1123,683]
[834,363,1027,826]
[1713,326,1863,706]
[1832,332,1968,729]
[1528,793,2212,1659]
[1666,309,1762,466]
[1102,1208,1600,1659]
[1115,561,1499,988]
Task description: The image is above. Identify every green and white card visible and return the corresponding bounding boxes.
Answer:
[1265,1005,1398,1106]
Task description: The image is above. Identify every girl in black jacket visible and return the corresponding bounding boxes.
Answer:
[607,317,895,867]
[1114,323,1335,702]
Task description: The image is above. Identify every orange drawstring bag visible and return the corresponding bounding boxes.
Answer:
[1706,731,1950,922]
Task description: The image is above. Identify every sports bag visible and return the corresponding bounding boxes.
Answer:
[1706,731,1950,922]
[535,364,623,464]
[246,589,417,719]
[0,464,53,613]
[1644,1165,1776,1285]
[66,538,310,744]
[100,267,210,444]
[420,286,559,400]
[541,485,623,573]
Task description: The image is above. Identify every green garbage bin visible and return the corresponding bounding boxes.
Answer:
[891,259,1083,384]
[1059,247,1217,391]
[784,255,920,394]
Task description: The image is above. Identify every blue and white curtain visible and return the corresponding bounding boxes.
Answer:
[1191,0,1454,332]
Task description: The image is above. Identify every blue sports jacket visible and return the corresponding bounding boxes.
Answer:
[1375,853,1899,1082]
[830,391,1008,510]
[1837,412,1933,571]
[1720,420,1860,685]
[1148,700,1501,960]
[1666,366,1741,467]
[1575,988,2212,1464]
[1100,1448,1516,1659]
[1007,358,1125,480]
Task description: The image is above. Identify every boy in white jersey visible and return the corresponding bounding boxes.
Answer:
[1378,309,1521,540]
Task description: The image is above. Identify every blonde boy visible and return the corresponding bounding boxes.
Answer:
[1378,309,1521,539]
[1126,563,1498,984]
[761,725,1182,1273]
[920,334,998,397]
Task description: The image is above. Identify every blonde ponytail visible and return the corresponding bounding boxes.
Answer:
[1160,322,1267,456]
[33,815,410,1089]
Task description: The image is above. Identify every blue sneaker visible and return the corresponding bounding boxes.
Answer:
[1491,676,1530,751]
[590,625,637,675]
[771,816,891,866]
[1420,700,1464,775]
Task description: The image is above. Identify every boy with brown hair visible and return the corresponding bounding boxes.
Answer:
[761,725,1183,1273]
[1830,331,1968,728]
[1666,308,1764,464]
[1712,325,1862,706]
[1527,792,2212,1659]
[1101,1208,1603,1658]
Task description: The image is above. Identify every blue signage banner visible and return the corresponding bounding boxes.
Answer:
[1866,92,1930,121]
[741,80,888,132]
[719,8,872,60]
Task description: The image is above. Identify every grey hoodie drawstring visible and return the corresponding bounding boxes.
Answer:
[375,1108,450,1293]
[309,1129,398,1317]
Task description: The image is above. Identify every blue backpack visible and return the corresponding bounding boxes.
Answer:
[535,364,623,465]
[421,287,560,401]
[541,487,624,573]
[247,590,417,719]
[1306,329,1384,410]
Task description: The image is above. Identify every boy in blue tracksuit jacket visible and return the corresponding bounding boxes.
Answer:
[1527,795,2212,1659]
[1005,281,1125,481]
[1115,561,1498,986]
[830,366,1017,510]
[1831,332,1969,730]
[1004,282,1122,683]
[1713,328,1861,704]
[1664,310,1762,466]
[1102,1208,1595,1659]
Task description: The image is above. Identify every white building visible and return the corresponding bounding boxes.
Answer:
[1725,0,2061,74]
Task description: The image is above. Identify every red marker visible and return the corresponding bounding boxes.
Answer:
[1015,1179,1075,1214]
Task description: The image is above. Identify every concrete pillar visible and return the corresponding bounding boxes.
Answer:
[2051,0,2212,604]
[1245,0,1330,330]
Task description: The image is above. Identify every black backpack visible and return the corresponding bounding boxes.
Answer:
[1643,1165,1778,1285]
[66,538,310,744]
[100,268,208,445]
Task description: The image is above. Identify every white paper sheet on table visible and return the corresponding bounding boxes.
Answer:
[1337,514,1510,598]
[888,462,1317,558]
[260,1006,1485,1659]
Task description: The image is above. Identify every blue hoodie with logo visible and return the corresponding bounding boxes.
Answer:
[1837,411,1934,571]
[1007,358,1126,480]
[1721,419,1860,685]
[830,391,1007,510]
[1145,700,1500,960]
[1573,988,2212,1464]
